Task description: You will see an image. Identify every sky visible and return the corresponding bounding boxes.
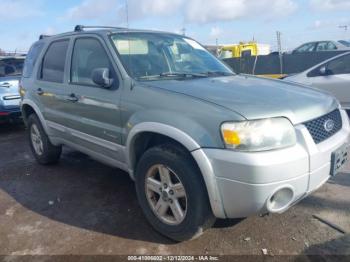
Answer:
[1,0,350,52]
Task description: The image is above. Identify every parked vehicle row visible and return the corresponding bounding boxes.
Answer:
[20,25,350,241]
[0,56,25,123]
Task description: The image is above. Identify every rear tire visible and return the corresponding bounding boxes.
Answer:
[27,114,62,165]
[135,143,215,242]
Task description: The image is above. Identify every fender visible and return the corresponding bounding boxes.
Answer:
[21,99,50,134]
[126,122,226,218]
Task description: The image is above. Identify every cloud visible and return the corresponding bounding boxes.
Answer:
[63,0,298,25]
[185,0,298,23]
[0,0,43,19]
[64,0,120,20]
[310,0,350,11]
[170,0,297,23]
[137,0,184,16]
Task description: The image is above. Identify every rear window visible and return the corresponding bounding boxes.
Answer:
[0,58,24,77]
[40,40,69,83]
[23,42,44,78]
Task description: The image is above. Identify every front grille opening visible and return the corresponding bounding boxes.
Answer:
[304,109,342,144]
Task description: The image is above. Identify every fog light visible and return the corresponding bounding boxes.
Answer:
[267,187,294,213]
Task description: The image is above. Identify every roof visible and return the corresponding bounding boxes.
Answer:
[38,25,185,42]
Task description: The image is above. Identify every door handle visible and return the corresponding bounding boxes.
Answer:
[0,82,11,88]
[66,93,79,102]
[36,88,44,95]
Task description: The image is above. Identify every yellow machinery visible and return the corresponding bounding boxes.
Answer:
[218,42,286,79]
[218,42,260,59]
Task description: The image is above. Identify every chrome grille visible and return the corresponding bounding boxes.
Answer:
[304,109,342,144]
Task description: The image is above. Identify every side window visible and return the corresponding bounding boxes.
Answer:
[40,40,69,83]
[71,38,115,86]
[307,55,350,77]
[327,55,350,75]
[316,42,337,51]
[326,42,337,50]
[295,43,315,53]
[23,42,44,78]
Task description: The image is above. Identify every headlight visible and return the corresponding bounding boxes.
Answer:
[221,118,296,151]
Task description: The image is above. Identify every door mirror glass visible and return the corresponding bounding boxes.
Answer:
[91,68,113,88]
[319,66,328,76]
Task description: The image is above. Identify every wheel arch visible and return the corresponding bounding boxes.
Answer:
[126,122,226,218]
[21,99,49,134]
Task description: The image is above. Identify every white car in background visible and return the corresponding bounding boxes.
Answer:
[285,52,350,112]
[291,40,350,53]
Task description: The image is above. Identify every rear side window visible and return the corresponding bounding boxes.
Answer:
[40,40,69,83]
[316,42,337,51]
[23,42,44,78]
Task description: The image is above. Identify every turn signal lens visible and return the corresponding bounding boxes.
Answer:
[222,130,241,145]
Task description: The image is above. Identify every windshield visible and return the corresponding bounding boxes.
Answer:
[0,58,24,77]
[110,32,233,80]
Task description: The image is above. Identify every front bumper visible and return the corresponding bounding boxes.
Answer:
[194,109,350,218]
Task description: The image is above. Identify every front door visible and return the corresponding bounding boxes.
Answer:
[63,36,125,166]
[308,54,350,109]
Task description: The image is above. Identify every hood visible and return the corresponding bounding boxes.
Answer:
[144,75,338,124]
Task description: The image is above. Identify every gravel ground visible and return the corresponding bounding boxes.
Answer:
[0,123,349,259]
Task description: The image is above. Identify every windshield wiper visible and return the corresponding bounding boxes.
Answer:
[203,71,234,77]
[137,72,208,80]
[159,72,208,78]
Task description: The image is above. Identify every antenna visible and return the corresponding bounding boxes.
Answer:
[125,0,129,28]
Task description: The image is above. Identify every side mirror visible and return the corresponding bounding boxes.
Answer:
[91,68,113,88]
[319,66,330,76]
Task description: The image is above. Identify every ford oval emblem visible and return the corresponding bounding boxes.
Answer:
[324,119,335,132]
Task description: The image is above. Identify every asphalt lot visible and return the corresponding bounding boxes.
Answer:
[0,123,349,257]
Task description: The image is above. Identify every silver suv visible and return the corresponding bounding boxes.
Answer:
[21,26,350,241]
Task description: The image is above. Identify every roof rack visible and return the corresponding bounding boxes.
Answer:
[39,34,51,40]
[74,25,126,32]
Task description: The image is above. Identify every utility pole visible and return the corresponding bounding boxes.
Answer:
[276,31,283,75]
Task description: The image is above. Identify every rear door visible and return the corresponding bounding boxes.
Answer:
[34,39,74,136]
[62,35,125,165]
[307,54,350,109]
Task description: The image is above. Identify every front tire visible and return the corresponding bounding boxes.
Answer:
[135,144,215,242]
[27,114,62,165]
